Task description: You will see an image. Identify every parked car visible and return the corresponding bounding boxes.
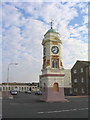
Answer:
[25,90,31,94]
[35,91,42,95]
[10,90,18,95]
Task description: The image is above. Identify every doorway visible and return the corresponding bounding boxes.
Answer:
[53,83,59,92]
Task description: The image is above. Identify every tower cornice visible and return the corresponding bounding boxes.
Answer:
[42,39,62,45]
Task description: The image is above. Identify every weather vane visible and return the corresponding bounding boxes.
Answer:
[50,19,54,29]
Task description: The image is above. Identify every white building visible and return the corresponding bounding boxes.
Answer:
[1,83,39,92]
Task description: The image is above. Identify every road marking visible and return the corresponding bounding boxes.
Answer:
[78,108,88,110]
[37,108,88,114]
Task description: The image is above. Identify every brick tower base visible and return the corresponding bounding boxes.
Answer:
[40,87,67,102]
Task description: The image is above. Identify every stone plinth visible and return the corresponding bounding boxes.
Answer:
[40,87,67,102]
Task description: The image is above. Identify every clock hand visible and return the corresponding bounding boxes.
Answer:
[52,48,55,52]
[54,48,57,52]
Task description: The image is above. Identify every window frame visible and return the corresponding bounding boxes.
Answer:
[52,59,58,68]
[81,77,84,83]
[73,79,77,83]
[81,67,83,73]
[74,88,78,92]
[73,69,77,74]
[81,88,85,93]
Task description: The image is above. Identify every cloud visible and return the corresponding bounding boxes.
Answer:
[2,0,90,2]
[2,3,22,28]
[2,2,88,83]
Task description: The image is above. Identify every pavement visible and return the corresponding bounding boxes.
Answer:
[0,92,2,100]
[66,95,88,98]
[2,91,13,99]
[0,91,13,120]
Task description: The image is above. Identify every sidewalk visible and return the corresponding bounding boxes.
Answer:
[65,95,88,98]
[0,92,2,100]
[2,91,13,99]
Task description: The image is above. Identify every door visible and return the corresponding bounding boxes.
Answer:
[53,83,59,92]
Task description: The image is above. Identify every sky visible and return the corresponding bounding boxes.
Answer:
[1,1,89,83]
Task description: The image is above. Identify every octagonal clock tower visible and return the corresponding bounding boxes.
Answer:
[39,23,66,102]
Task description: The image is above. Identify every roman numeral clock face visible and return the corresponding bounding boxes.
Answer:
[51,46,59,54]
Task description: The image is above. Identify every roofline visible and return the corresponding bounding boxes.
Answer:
[1,82,39,85]
[76,60,90,62]
[71,60,90,69]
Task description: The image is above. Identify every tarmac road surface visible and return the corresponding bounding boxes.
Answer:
[2,92,89,118]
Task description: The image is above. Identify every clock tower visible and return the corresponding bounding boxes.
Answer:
[40,22,66,102]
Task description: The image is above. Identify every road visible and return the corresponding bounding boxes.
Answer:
[2,92,88,118]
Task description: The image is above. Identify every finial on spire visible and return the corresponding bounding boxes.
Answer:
[50,19,54,29]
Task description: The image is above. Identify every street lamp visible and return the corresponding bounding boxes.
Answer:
[7,63,18,96]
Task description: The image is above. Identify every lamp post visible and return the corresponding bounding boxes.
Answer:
[7,63,18,97]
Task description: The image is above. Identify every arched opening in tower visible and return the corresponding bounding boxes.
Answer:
[53,83,59,92]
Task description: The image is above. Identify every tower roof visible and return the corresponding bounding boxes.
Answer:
[44,28,59,35]
[47,28,56,33]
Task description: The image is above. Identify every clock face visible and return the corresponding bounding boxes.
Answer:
[51,46,59,54]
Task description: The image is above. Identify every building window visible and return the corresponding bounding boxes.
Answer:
[22,87,23,91]
[44,59,47,69]
[25,87,26,90]
[81,88,85,93]
[74,88,78,92]
[70,88,72,94]
[81,77,84,83]
[6,87,8,90]
[81,68,83,73]
[12,87,14,90]
[43,59,46,69]
[74,79,77,83]
[3,87,5,91]
[0,87,2,91]
[27,87,29,90]
[29,87,31,91]
[43,47,46,56]
[19,87,21,91]
[52,59,58,68]
[73,69,77,74]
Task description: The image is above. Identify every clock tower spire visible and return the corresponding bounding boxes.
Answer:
[50,19,54,29]
[39,23,66,102]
